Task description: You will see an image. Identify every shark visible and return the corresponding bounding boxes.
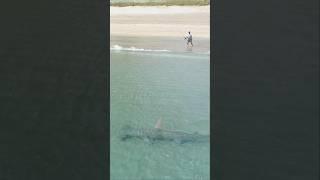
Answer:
[120,118,210,144]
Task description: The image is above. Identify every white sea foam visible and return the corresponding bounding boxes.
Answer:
[111,45,170,52]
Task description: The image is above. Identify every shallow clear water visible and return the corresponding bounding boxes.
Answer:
[110,50,210,180]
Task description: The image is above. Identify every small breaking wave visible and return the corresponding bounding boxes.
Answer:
[111,45,170,52]
[194,51,210,55]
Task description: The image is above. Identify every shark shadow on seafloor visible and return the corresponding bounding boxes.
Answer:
[119,118,210,144]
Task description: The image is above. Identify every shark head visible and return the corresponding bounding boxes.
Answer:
[120,125,134,141]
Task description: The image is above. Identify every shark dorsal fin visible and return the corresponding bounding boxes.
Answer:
[155,118,162,129]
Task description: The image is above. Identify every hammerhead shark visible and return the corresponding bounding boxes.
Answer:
[120,118,210,144]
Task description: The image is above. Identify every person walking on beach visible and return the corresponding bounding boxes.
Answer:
[185,31,193,47]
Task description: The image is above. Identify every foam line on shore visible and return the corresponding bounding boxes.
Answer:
[111,45,171,52]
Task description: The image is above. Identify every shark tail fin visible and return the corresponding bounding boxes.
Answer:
[155,118,162,129]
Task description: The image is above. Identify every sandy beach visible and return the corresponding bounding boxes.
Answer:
[110,6,210,52]
[110,6,210,38]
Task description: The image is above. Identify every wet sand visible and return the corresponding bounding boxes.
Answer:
[111,35,210,53]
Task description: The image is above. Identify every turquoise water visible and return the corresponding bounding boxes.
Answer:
[110,50,210,180]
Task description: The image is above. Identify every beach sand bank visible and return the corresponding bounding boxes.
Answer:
[110,6,210,52]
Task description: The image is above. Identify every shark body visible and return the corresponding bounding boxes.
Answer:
[120,125,209,144]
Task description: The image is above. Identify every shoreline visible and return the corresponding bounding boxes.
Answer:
[110,35,210,53]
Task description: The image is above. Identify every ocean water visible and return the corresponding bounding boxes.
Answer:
[110,48,210,180]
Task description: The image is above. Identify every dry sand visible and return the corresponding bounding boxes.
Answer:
[110,6,210,38]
